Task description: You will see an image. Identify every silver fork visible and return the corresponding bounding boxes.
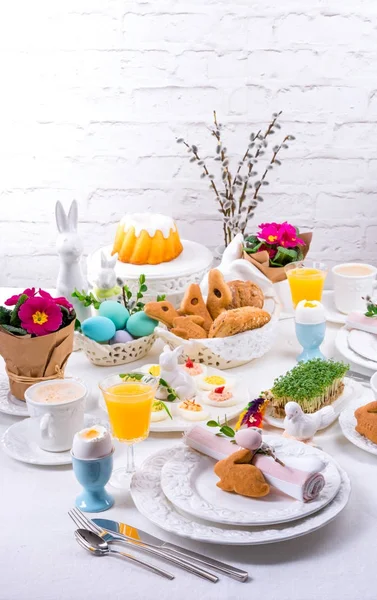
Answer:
[68,508,218,583]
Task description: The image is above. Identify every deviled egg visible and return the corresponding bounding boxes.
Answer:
[151,400,172,422]
[181,358,207,379]
[201,386,237,408]
[177,398,209,421]
[140,364,161,377]
[197,373,234,392]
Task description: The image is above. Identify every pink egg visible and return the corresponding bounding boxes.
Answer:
[235,428,262,451]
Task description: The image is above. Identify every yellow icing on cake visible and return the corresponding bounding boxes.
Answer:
[112,213,183,265]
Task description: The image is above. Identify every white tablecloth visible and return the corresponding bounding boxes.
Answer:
[0,298,375,600]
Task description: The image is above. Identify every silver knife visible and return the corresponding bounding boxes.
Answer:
[93,518,248,582]
[346,370,371,385]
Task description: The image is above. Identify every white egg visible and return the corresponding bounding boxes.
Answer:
[177,401,209,421]
[151,408,169,422]
[139,364,161,377]
[72,425,112,460]
[201,389,238,408]
[180,361,207,380]
[197,373,234,392]
[295,300,326,325]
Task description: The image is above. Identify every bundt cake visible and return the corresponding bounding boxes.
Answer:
[112,213,183,265]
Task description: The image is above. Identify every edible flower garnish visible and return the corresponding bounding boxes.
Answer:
[236,397,267,430]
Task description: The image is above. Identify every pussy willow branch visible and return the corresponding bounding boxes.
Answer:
[247,135,290,221]
[212,111,233,243]
[239,111,282,211]
[180,139,228,244]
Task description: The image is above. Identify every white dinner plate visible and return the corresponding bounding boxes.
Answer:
[336,328,377,374]
[321,291,347,324]
[264,378,361,430]
[160,444,341,526]
[0,414,100,466]
[131,443,350,545]
[348,330,377,363]
[145,367,246,433]
[0,372,29,417]
[339,397,377,456]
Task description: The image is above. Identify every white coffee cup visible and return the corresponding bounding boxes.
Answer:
[25,379,87,452]
[332,263,377,314]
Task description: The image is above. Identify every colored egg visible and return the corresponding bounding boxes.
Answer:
[126,312,158,338]
[110,330,134,344]
[82,316,116,343]
[235,428,262,451]
[99,301,129,330]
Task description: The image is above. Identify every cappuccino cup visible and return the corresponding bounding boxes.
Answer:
[25,379,87,452]
[332,263,377,314]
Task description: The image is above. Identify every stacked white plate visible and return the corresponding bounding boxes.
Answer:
[336,328,377,374]
[130,436,351,545]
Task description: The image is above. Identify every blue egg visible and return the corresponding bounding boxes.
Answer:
[126,312,158,338]
[99,301,129,330]
[110,330,134,344]
[82,316,116,343]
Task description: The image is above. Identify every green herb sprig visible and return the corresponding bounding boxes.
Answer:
[122,274,166,315]
[152,400,173,420]
[72,289,101,310]
[119,373,178,402]
[364,296,377,318]
[207,417,237,442]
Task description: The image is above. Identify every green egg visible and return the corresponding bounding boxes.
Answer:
[99,300,129,330]
[126,312,158,338]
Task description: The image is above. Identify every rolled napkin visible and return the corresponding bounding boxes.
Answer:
[185,426,326,502]
[346,312,377,334]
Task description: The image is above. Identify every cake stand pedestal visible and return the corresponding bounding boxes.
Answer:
[87,240,213,307]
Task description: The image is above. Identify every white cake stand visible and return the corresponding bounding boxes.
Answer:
[87,240,213,307]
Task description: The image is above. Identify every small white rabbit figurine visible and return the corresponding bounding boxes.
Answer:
[93,252,122,302]
[55,200,91,323]
[159,345,196,401]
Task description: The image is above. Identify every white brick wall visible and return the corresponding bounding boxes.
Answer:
[0,0,376,286]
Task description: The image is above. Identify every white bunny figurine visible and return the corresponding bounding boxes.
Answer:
[93,252,122,302]
[159,345,196,401]
[55,200,91,323]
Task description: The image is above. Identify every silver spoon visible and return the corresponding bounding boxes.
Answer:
[75,529,174,580]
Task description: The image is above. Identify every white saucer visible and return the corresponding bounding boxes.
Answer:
[0,372,29,417]
[348,330,377,363]
[264,378,361,430]
[322,291,347,324]
[339,397,377,455]
[0,414,101,466]
[335,328,377,374]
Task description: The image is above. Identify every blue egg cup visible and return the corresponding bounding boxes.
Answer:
[72,450,114,513]
[295,322,326,363]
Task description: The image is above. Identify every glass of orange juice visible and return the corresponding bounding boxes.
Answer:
[284,261,327,308]
[99,373,158,488]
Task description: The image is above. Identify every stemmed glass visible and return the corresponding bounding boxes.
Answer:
[99,373,158,489]
[284,260,328,308]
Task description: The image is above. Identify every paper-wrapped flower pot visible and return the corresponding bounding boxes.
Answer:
[0,320,75,400]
